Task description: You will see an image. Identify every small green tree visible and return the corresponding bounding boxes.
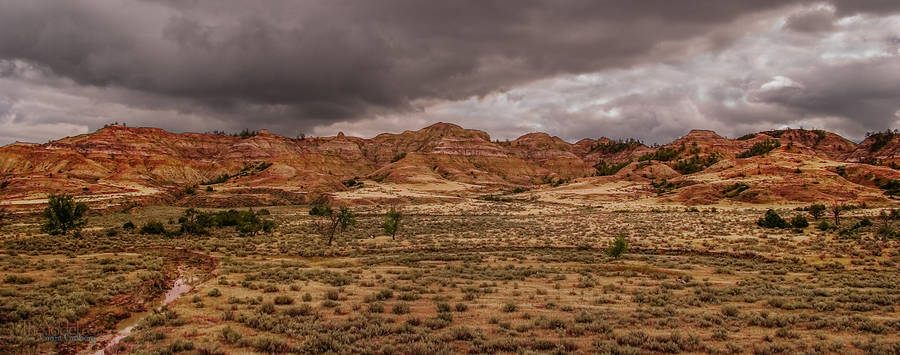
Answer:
[41,194,88,235]
[877,210,897,239]
[757,209,790,229]
[606,234,629,258]
[179,208,208,235]
[790,215,809,228]
[337,206,356,238]
[817,220,834,231]
[382,207,402,240]
[808,204,826,220]
[309,200,356,245]
[235,216,263,236]
[310,201,334,243]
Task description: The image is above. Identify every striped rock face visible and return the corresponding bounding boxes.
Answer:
[1,124,897,208]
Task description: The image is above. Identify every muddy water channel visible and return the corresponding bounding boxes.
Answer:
[87,269,201,355]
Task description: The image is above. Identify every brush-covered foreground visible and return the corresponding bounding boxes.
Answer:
[0,201,898,354]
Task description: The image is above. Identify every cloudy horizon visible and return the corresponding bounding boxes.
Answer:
[1,0,899,145]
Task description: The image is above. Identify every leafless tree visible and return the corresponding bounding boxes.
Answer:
[830,201,844,227]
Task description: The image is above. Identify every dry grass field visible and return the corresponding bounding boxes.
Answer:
[0,199,898,354]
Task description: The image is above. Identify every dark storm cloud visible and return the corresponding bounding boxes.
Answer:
[0,0,798,124]
[831,0,900,16]
[1,0,899,145]
[752,57,900,129]
[785,6,836,32]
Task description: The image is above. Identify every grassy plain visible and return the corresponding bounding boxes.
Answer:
[0,200,898,354]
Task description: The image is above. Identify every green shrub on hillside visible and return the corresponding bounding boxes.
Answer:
[178,208,276,236]
[866,130,897,152]
[757,209,790,229]
[738,139,780,158]
[875,178,900,196]
[606,235,629,258]
[673,154,720,175]
[140,221,167,235]
[595,160,630,176]
[590,138,643,154]
[790,215,809,228]
[639,146,683,162]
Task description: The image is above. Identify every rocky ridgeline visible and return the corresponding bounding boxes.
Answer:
[0,123,898,206]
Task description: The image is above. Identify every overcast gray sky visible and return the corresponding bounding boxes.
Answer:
[1,0,899,145]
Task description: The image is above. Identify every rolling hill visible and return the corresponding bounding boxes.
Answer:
[1,123,897,208]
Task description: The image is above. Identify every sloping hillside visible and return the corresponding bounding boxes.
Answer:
[1,123,897,208]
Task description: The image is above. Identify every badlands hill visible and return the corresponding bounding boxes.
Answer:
[0,123,898,208]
